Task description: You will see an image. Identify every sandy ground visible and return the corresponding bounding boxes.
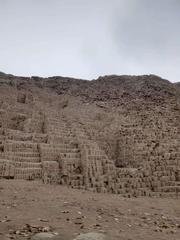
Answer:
[0,180,180,240]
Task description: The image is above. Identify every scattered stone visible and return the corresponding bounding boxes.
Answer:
[74,217,83,225]
[94,224,101,227]
[61,210,69,213]
[169,229,176,234]
[8,224,54,239]
[0,216,11,222]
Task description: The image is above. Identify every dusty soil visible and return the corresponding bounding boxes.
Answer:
[0,180,180,240]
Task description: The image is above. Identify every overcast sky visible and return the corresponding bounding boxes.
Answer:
[0,0,180,82]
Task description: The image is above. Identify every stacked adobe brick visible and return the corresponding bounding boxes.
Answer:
[66,114,116,193]
[0,73,179,197]
[39,112,83,186]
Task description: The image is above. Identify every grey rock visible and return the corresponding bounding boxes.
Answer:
[31,232,60,240]
[74,232,108,240]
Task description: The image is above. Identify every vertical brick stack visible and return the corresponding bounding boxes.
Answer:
[39,113,83,187]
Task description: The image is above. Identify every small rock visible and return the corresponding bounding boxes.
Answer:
[74,218,83,225]
[38,218,49,222]
[42,227,51,232]
[0,216,11,222]
[94,224,101,228]
[176,223,180,228]
[169,229,176,234]
[61,210,69,213]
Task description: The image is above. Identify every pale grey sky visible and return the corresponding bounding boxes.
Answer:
[0,0,180,82]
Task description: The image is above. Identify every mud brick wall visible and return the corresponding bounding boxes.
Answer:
[0,76,179,198]
[0,159,14,179]
[42,161,60,184]
[2,140,42,180]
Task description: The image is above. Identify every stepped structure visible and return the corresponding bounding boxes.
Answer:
[0,72,179,197]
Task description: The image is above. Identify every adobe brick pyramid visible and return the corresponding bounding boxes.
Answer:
[0,72,179,197]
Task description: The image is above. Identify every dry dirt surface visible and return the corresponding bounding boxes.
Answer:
[0,180,180,240]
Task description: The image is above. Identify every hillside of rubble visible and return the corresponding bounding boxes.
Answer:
[0,72,179,197]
